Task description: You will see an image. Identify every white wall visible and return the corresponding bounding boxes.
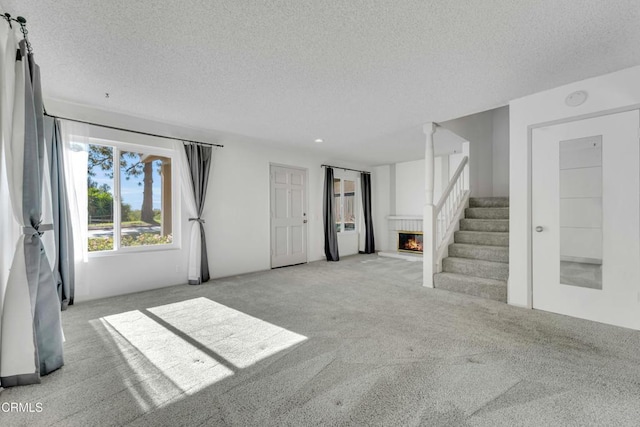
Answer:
[395,159,425,216]
[433,156,449,205]
[373,165,391,252]
[492,106,510,197]
[388,164,396,215]
[46,99,370,301]
[441,110,495,197]
[394,157,450,215]
[205,141,322,279]
[509,65,640,307]
[206,141,368,279]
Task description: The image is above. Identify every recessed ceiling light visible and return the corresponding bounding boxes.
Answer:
[314,138,323,144]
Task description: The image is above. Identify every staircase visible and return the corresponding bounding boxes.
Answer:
[434,197,509,302]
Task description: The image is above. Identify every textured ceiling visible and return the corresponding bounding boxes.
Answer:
[2,0,640,164]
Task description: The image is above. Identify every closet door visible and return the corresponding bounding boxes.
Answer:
[532,110,640,330]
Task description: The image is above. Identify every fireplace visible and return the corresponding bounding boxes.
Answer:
[398,231,423,254]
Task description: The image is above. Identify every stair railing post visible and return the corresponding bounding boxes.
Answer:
[423,122,437,287]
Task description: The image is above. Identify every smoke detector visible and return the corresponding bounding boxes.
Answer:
[565,90,588,107]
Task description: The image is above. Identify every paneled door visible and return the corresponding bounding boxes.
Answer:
[532,110,640,330]
[270,165,308,268]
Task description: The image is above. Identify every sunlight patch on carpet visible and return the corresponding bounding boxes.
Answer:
[95,297,306,410]
[148,297,307,369]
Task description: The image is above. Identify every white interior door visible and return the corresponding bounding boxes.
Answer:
[532,110,640,330]
[270,165,308,268]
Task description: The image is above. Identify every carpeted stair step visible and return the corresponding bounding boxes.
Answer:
[434,272,507,302]
[469,197,510,208]
[454,230,509,247]
[442,257,508,281]
[448,243,509,263]
[465,207,509,219]
[460,219,509,232]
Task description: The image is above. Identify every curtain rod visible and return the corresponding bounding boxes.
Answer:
[321,164,370,174]
[2,13,33,54]
[44,114,224,148]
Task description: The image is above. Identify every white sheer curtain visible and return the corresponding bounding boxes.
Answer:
[59,120,89,266]
[0,132,18,314]
[172,140,201,284]
[0,20,18,330]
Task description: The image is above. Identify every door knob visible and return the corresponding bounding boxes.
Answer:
[303,220,307,224]
[535,226,543,232]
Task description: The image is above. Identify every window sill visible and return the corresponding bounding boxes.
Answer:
[88,244,181,258]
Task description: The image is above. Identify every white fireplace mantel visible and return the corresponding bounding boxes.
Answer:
[386,215,423,232]
[387,215,422,220]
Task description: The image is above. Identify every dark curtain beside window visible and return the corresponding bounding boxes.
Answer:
[184,143,213,283]
[360,172,375,254]
[45,117,75,309]
[323,167,340,261]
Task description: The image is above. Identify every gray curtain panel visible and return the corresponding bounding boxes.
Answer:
[26,43,64,377]
[323,167,339,261]
[184,143,212,284]
[360,172,375,254]
[7,41,64,386]
[44,117,75,309]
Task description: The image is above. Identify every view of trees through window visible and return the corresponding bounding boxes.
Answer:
[88,144,172,252]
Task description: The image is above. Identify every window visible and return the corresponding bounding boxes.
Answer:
[333,178,356,232]
[87,141,176,253]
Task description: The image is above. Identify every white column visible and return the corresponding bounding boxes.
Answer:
[423,123,436,287]
[424,124,436,205]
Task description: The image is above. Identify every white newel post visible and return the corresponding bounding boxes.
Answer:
[423,123,436,287]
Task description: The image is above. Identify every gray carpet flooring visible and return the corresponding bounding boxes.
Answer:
[2,254,640,426]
